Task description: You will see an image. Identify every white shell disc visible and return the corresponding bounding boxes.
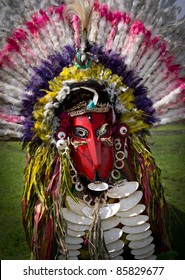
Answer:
[119,191,143,211]
[131,243,155,256]
[100,203,120,219]
[65,236,83,245]
[67,221,89,232]
[82,203,120,220]
[62,208,92,225]
[128,236,153,249]
[120,214,149,226]
[126,229,152,241]
[104,228,123,244]
[65,244,82,250]
[88,182,109,191]
[67,196,86,215]
[112,256,124,260]
[134,249,155,260]
[106,240,125,252]
[116,204,146,218]
[81,207,93,219]
[67,228,85,237]
[122,223,150,234]
[101,216,120,231]
[110,249,124,258]
[107,181,139,198]
[145,255,156,260]
[68,250,80,257]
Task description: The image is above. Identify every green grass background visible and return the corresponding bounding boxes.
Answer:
[0,122,185,259]
[148,122,185,260]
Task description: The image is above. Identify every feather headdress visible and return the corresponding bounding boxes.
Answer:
[0,0,184,141]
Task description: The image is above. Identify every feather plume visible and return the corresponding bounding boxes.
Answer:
[64,0,94,32]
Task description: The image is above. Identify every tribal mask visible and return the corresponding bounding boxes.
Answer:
[70,112,114,184]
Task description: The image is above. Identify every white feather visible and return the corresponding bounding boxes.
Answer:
[160,114,185,125]
[0,93,21,107]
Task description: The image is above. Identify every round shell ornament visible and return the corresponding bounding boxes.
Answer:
[104,228,123,244]
[116,204,146,218]
[68,250,81,257]
[112,256,124,260]
[88,182,109,191]
[82,203,120,220]
[122,223,150,234]
[119,191,143,211]
[145,255,157,260]
[62,208,92,225]
[119,214,149,226]
[67,196,86,215]
[131,243,155,256]
[126,229,152,241]
[107,181,139,199]
[101,216,120,231]
[100,203,120,219]
[67,228,85,237]
[56,139,67,151]
[66,221,89,231]
[110,249,124,258]
[134,249,155,260]
[65,236,83,245]
[65,244,82,250]
[106,240,125,252]
[128,236,153,249]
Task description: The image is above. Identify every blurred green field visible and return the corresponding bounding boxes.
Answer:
[0,141,30,259]
[0,122,185,259]
[149,122,185,260]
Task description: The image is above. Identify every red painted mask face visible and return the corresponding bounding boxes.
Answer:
[70,112,114,183]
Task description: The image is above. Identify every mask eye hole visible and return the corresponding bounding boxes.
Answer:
[56,130,66,140]
[119,124,128,136]
[96,123,109,138]
[73,127,88,138]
